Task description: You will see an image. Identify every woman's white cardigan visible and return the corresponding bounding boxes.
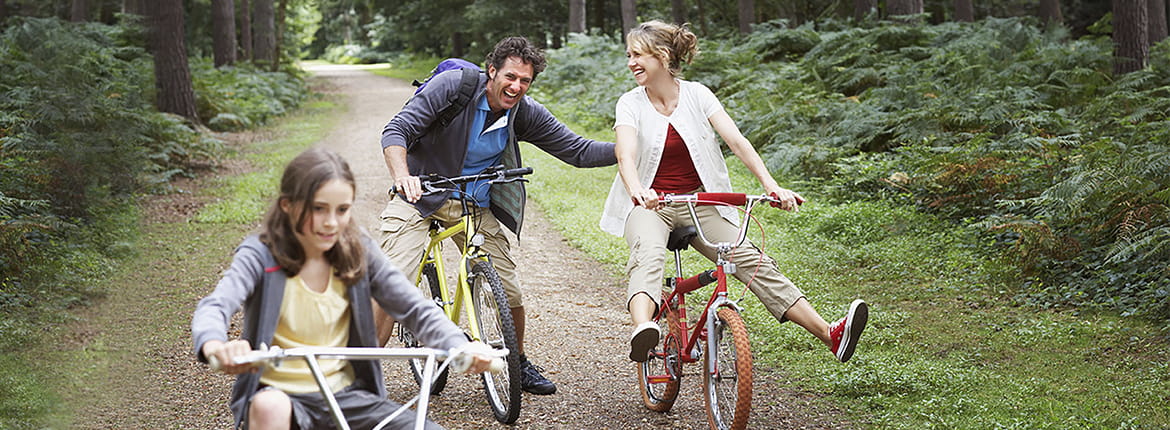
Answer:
[599,79,739,236]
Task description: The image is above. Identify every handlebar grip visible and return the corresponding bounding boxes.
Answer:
[695,193,747,206]
[450,354,507,373]
[502,167,533,177]
[208,355,222,371]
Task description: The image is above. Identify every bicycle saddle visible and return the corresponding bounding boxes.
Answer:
[666,226,698,251]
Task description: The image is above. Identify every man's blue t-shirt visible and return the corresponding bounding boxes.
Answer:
[460,96,509,207]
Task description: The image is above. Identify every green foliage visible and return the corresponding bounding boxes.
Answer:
[190,58,308,131]
[529,32,631,132]
[539,16,1170,321]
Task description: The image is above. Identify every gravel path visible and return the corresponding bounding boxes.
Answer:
[60,64,851,429]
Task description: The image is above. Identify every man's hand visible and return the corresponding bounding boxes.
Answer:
[395,175,423,203]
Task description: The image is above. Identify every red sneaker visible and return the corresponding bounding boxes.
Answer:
[829,299,868,362]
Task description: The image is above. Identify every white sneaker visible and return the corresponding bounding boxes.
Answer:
[630,321,660,362]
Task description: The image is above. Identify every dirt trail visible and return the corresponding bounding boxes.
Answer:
[62,64,849,429]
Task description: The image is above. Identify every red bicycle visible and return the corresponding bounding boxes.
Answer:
[636,192,781,430]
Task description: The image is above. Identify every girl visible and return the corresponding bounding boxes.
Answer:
[599,21,868,364]
[192,148,491,430]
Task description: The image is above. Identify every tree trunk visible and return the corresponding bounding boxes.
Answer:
[1,0,7,24]
[122,0,142,15]
[1113,0,1149,75]
[588,0,605,35]
[212,0,237,67]
[1149,0,1167,44]
[953,0,973,22]
[452,31,465,58]
[271,0,286,72]
[737,0,754,33]
[696,0,707,34]
[887,0,923,16]
[1039,0,1063,27]
[854,0,876,20]
[145,0,199,121]
[671,0,687,24]
[253,0,275,66]
[238,0,252,61]
[71,0,89,22]
[569,0,585,33]
[620,0,637,36]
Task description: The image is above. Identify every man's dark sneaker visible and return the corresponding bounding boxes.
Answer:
[518,355,556,395]
[829,299,868,363]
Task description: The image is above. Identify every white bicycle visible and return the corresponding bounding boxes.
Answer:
[210,345,505,430]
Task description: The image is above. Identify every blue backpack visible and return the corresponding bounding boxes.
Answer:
[409,58,482,129]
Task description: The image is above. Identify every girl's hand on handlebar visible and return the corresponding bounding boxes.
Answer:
[204,339,257,375]
[394,175,423,203]
[768,187,805,212]
[456,341,500,374]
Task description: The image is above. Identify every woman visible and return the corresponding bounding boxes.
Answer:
[599,21,868,364]
[192,148,492,430]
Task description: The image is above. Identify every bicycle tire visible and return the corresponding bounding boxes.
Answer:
[400,263,449,394]
[469,261,522,424]
[703,307,753,430]
[637,298,682,412]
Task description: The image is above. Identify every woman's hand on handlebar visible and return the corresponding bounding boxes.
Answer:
[394,175,423,203]
[630,187,661,211]
[767,186,805,212]
[204,339,257,375]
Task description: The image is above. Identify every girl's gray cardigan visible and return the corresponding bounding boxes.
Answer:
[191,234,465,427]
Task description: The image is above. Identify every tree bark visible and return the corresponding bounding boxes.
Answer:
[569,0,585,33]
[238,0,252,61]
[122,0,142,15]
[696,0,707,34]
[620,0,636,36]
[71,0,89,22]
[737,0,754,33]
[252,0,275,66]
[854,0,876,20]
[271,0,286,72]
[145,0,199,121]
[588,0,605,35]
[1149,0,1167,44]
[1113,0,1149,75]
[1039,0,1063,27]
[953,0,974,22]
[212,0,237,67]
[671,0,687,25]
[887,0,923,16]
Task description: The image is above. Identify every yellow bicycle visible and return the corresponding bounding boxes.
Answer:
[396,165,532,425]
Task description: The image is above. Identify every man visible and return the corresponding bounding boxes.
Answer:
[376,36,617,395]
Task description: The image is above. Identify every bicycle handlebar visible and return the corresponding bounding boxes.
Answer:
[657,193,783,252]
[208,345,506,374]
[415,166,533,196]
[659,192,779,207]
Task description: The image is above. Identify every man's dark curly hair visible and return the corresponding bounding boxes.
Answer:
[485,36,547,80]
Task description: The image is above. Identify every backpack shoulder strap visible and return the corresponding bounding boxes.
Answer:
[434,67,481,128]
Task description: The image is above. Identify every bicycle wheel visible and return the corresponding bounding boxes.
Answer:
[399,262,449,394]
[703,307,753,430]
[636,299,682,412]
[469,260,522,424]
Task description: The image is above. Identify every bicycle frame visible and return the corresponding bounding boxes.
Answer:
[651,193,772,378]
[212,346,503,430]
[419,201,492,342]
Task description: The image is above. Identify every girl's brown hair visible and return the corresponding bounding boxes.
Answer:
[626,20,699,76]
[260,148,366,285]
